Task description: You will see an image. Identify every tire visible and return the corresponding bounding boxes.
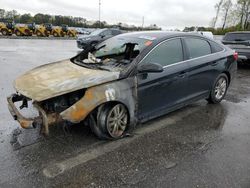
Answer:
[89,103,129,139]
[2,29,8,36]
[15,30,21,36]
[36,31,42,37]
[53,32,58,37]
[207,73,228,104]
[60,31,65,37]
[88,114,110,140]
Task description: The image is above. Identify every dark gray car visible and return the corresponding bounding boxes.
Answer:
[222,31,250,63]
[77,28,122,49]
[8,31,237,139]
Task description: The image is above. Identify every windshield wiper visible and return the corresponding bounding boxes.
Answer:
[74,60,110,71]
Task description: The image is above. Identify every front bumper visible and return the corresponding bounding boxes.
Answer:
[7,94,40,129]
[7,94,60,135]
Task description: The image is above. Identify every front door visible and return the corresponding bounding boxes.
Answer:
[137,38,189,121]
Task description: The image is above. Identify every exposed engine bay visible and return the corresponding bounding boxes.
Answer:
[41,89,85,114]
[72,41,141,72]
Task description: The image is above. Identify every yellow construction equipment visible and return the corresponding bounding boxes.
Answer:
[43,23,63,37]
[61,24,77,37]
[29,23,50,37]
[0,22,15,36]
[52,26,63,37]
[14,24,33,36]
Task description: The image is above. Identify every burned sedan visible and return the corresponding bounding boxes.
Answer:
[7,31,237,139]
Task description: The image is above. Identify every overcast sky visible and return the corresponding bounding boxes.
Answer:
[1,0,219,29]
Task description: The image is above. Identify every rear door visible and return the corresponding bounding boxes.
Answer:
[183,37,225,99]
[137,38,189,121]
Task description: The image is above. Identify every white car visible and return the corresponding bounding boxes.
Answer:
[196,31,214,39]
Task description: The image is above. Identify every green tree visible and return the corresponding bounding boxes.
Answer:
[221,0,233,29]
[0,9,5,19]
[20,13,33,23]
[212,0,224,28]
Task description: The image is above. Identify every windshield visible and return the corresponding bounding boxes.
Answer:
[93,36,150,57]
[89,29,105,36]
[224,33,250,41]
[73,35,154,72]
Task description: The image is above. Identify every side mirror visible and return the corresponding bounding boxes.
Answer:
[138,63,163,73]
[100,33,105,38]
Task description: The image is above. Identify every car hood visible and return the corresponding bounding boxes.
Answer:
[14,60,120,101]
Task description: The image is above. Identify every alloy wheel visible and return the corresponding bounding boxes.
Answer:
[106,104,128,138]
[214,77,227,100]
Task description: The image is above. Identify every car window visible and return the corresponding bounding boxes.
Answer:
[210,41,224,53]
[223,33,250,41]
[185,38,211,59]
[111,30,121,35]
[102,30,112,36]
[141,38,183,67]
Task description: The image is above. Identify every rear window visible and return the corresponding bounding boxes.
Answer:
[210,41,224,53]
[185,38,211,59]
[223,33,250,41]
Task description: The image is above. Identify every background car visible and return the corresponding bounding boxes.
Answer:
[197,31,214,39]
[75,27,91,35]
[76,28,122,49]
[222,31,250,63]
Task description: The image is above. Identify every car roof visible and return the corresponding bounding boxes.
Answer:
[226,31,250,34]
[117,31,205,41]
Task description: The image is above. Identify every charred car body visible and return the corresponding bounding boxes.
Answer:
[8,31,237,139]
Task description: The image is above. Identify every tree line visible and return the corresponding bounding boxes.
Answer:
[0,9,161,31]
[184,0,250,35]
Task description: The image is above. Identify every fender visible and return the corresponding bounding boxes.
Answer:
[60,77,137,125]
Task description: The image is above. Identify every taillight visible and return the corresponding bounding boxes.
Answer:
[233,52,238,61]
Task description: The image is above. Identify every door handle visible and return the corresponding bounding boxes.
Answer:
[178,71,187,78]
[211,62,218,66]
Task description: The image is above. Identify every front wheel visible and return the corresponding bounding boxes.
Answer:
[207,73,228,104]
[2,29,8,36]
[90,103,129,139]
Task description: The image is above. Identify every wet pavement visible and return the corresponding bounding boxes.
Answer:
[0,38,250,188]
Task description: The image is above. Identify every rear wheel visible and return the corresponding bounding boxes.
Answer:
[207,73,228,104]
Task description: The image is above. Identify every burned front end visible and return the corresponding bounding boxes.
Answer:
[7,89,85,135]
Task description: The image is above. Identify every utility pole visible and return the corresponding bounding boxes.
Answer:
[99,0,101,28]
[142,16,144,30]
